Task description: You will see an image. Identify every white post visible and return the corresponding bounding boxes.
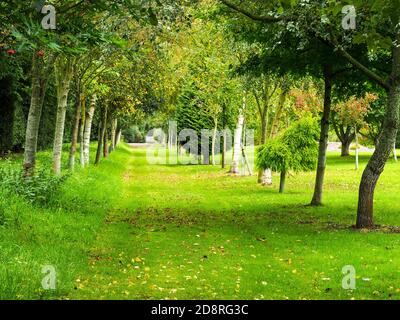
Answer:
[394,142,398,162]
[355,125,359,170]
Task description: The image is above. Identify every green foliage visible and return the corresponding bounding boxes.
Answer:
[257,117,319,173]
[282,117,319,172]
[0,166,69,205]
[123,125,145,143]
[256,140,290,173]
[175,86,215,154]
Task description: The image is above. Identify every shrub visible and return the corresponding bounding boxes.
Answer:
[256,140,290,173]
[256,117,319,193]
[0,166,69,205]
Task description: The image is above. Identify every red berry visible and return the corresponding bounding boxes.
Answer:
[7,49,16,55]
[37,50,45,57]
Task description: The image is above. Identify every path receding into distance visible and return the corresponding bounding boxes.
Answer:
[68,144,400,300]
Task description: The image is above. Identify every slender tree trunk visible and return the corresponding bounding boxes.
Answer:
[269,90,287,139]
[311,65,332,206]
[53,58,74,175]
[116,129,122,146]
[103,107,109,158]
[258,113,272,185]
[257,115,267,183]
[68,81,82,170]
[83,94,96,165]
[94,119,103,165]
[222,128,227,169]
[231,95,246,174]
[212,119,218,166]
[279,171,286,193]
[79,93,86,167]
[394,142,398,162]
[356,66,400,228]
[109,118,118,153]
[23,53,55,176]
[222,105,227,169]
[355,125,359,170]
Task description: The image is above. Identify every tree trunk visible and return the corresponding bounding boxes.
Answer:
[83,94,96,165]
[258,113,272,185]
[53,57,74,175]
[212,119,218,166]
[279,171,286,193]
[116,129,122,146]
[334,124,355,157]
[356,84,400,228]
[94,119,103,166]
[341,139,351,157]
[222,128,227,169]
[23,53,55,176]
[394,142,398,162]
[311,65,332,206]
[269,90,287,139]
[355,125,359,170]
[79,93,86,167]
[231,95,246,174]
[103,107,109,158]
[68,81,82,171]
[109,118,118,153]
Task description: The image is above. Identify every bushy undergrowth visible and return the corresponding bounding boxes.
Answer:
[0,165,69,205]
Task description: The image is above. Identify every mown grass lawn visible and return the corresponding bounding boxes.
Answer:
[1,143,400,300]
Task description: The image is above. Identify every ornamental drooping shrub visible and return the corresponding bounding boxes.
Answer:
[256,117,319,192]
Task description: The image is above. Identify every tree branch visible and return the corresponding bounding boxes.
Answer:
[220,0,287,23]
[334,44,390,90]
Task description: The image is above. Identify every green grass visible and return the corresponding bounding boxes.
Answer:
[1,143,400,300]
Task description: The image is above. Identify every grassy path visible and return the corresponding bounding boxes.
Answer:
[71,144,400,300]
[1,144,400,299]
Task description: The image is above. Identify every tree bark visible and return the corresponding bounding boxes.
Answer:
[68,80,82,171]
[269,90,287,139]
[341,139,352,157]
[116,129,122,146]
[231,95,246,174]
[279,171,286,193]
[211,119,218,166]
[94,119,103,166]
[102,107,109,158]
[355,125,359,170]
[83,94,96,165]
[23,53,55,176]
[79,93,86,167]
[311,65,332,206]
[222,128,227,169]
[356,47,400,228]
[333,122,355,157]
[109,118,118,153]
[257,113,272,185]
[53,57,74,175]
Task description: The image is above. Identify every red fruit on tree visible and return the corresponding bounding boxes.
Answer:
[7,49,16,55]
[37,50,45,57]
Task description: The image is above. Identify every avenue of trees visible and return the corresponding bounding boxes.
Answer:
[1,0,400,229]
